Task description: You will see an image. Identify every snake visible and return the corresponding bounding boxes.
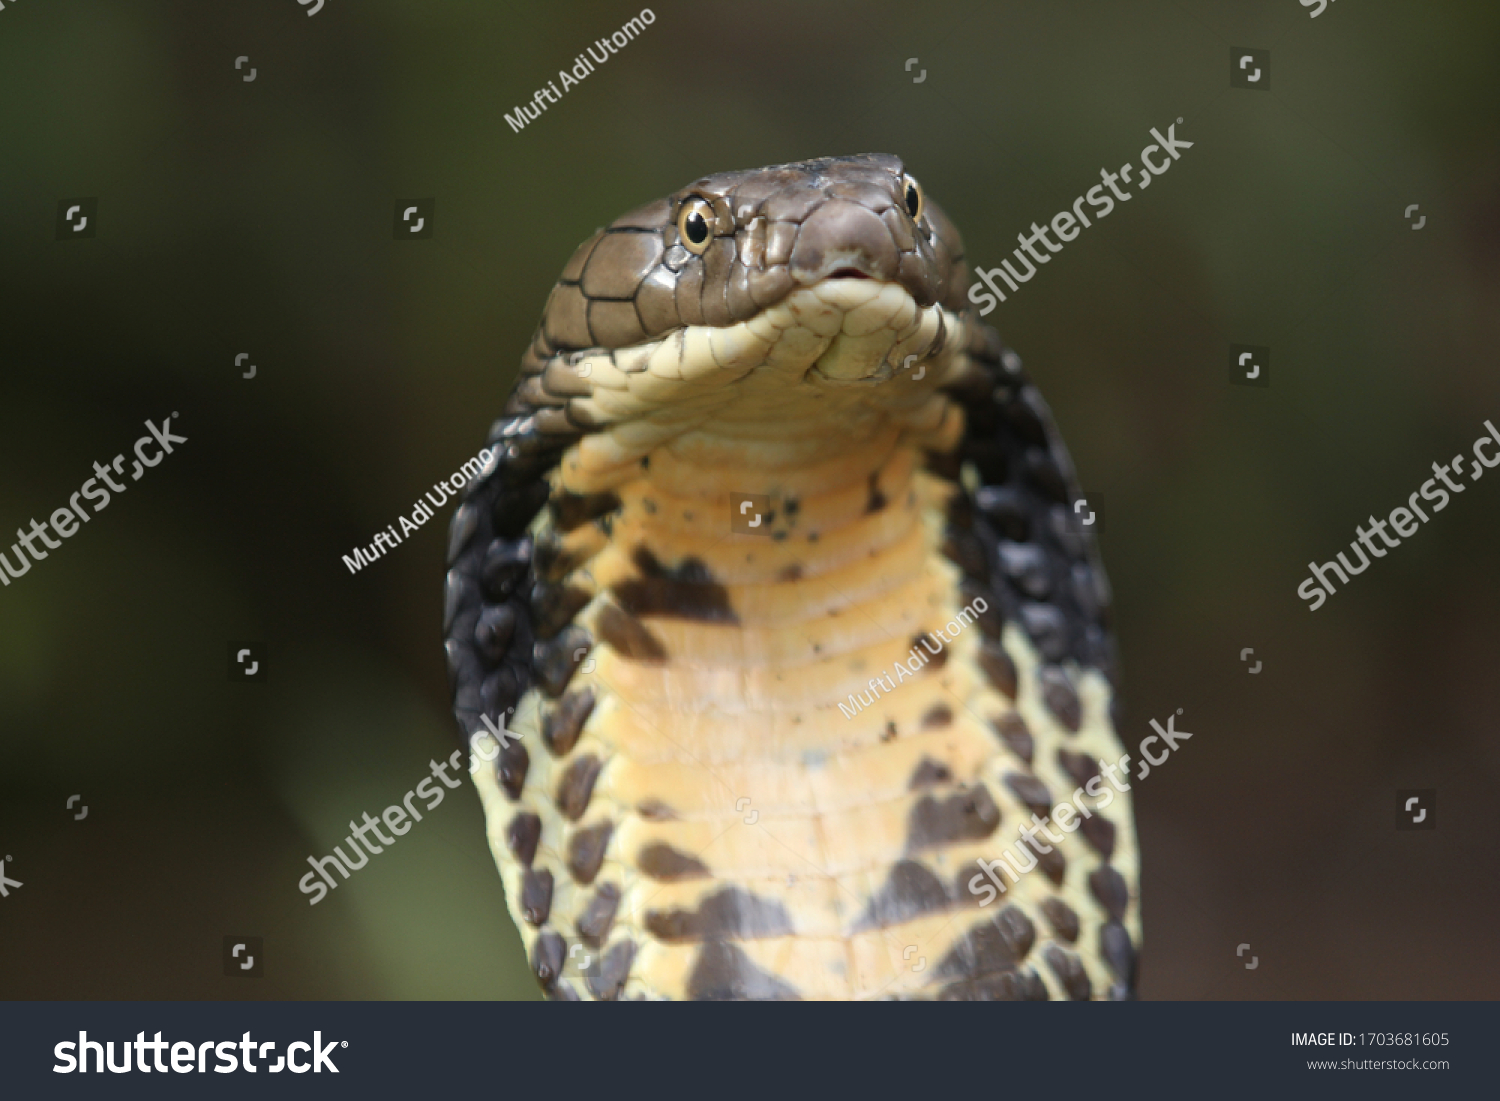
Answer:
[442,154,1139,1000]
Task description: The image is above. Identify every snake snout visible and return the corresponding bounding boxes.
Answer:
[789,199,929,299]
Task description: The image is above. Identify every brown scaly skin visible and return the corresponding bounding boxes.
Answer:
[443,154,1138,1000]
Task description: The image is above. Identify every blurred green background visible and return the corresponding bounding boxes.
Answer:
[1,0,1497,1000]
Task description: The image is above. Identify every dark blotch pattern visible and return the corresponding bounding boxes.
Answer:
[1041,897,1080,944]
[936,905,1036,980]
[1079,814,1116,859]
[912,633,948,670]
[906,785,1001,851]
[637,842,711,882]
[1089,865,1130,922]
[1003,771,1053,817]
[612,546,738,623]
[1043,944,1092,1000]
[937,968,1049,1001]
[534,625,592,697]
[576,883,621,946]
[497,741,529,801]
[953,862,982,905]
[595,603,668,662]
[1028,837,1067,885]
[567,821,613,884]
[991,712,1033,763]
[550,489,620,533]
[908,757,953,789]
[530,581,592,640]
[1038,665,1082,732]
[506,812,542,867]
[645,886,794,944]
[531,531,580,583]
[542,688,595,757]
[961,581,1006,638]
[687,941,801,1001]
[1058,748,1100,788]
[521,868,553,925]
[1100,921,1137,1000]
[532,930,565,993]
[586,940,637,1000]
[555,754,602,821]
[994,904,1038,959]
[977,643,1017,699]
[920,703,953,728]
[853,859,950,930]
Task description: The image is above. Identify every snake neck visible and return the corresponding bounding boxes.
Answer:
[464,280,1136,1000]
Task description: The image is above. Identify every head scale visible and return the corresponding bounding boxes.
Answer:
[535,153,969,354]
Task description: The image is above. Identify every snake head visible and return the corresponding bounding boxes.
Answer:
[535,153,970,354]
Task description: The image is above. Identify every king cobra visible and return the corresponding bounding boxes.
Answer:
[443,154,1139,1000]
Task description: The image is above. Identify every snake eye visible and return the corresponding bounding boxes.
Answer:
[901,175,923,221]
[677,198,715,255]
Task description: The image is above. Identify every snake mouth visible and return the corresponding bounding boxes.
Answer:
[789,280,945,384]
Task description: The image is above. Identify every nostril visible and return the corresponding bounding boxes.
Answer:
[829,267,872,279]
